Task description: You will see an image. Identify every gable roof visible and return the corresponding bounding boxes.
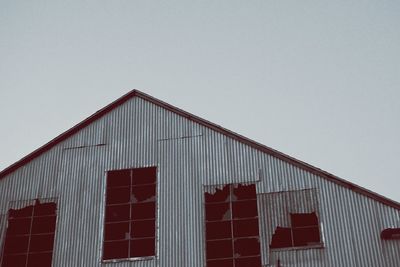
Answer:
[1,89,399,210]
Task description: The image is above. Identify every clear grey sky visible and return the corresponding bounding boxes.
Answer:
[1,1,399,202]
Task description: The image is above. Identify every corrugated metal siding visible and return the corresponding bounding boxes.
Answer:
[0,96,399,266]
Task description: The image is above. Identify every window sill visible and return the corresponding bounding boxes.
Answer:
[102,256,156,264]
[270,243,324,252]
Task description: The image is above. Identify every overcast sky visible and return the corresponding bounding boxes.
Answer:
[1,1,399,202]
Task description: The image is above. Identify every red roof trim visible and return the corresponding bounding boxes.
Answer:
[1,89,399,210]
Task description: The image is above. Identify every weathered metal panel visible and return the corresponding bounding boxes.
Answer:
[0,96,399,266]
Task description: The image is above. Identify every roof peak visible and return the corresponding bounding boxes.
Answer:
[1,89,399,210]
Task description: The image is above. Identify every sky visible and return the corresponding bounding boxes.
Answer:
[0,1,399,202]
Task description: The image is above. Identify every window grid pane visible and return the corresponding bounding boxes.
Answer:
[205,184,261,267]
[1,201,57,267]
[103,167,156,261]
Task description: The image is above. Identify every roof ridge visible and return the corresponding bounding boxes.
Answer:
[2,89,399,210]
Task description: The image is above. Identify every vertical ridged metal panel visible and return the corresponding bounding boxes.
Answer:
[0,96,399,266]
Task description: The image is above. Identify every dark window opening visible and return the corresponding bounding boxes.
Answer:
[270,212,321,249]
[103,167,157,261]
[204,184,262,267]
[381,228,400,240]
[1,200,57,267]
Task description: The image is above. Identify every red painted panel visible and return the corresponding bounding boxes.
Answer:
[103,240,129,260]
[27,252,53,267]
[130,238,155,257]
[233,184,256,201]
[131,219,155,238]
[206,239,233,259]
[105,204,130,222]
[206,221,232,240]
[9,206,33,219]
[234,237,260,256]
[29,234,55,253]
[106,187,131,205]
[33,202,56,216]
[132,167,156,185]
[31,216,56,234]
[7,218,31,235]
[233,218,259,237]
[205,203,231,221]
[270,227,292,249]
[232,200,258,219]
[291,212,318,227]
[107,170,131,188]
[3,235,29,254]
[292,227,320,246]
[104,222,129,241]
[235,256,262,267]
[131,202,156,220]
[205,185,230,203]
[1,254,27,267]
[207,258,234,267]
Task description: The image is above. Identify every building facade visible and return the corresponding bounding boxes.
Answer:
[0,90,399,267]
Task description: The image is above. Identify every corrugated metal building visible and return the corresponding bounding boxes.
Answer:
[0,90,399,267]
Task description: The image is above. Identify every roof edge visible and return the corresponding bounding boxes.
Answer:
[1,89,400,210]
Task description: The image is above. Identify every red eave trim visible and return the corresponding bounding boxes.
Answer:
[1,89,400,210]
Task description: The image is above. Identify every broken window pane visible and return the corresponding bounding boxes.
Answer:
[131,184,156,203]
[291,212,318,227]
[234,237,260,256]
[29,234,55,253]
[206,221,232,240]
[107,169,131,188]
[232,200,258,219]
[106,187,131,205]
[292,227,320,246]
[205,203,231,221]
[130,238,155,257]
[103,240,129,260]
[104,222,130,241]
[31,216,57,234]
[131,219,155,238]
[105,204,130,222]
[233,218,259,238]
[270,227,293,249]
[233,184,256,201]
[1,254,27,267]
[206,239,233,259]
[132,167,157,185]
[205,185,230,203]
[27,252,53,267]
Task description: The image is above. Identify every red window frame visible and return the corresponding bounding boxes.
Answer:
[103,167,157,261]
[1,200,57,267]
[204,183,262,267]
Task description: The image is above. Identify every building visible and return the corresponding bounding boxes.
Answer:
[0,90,399,267]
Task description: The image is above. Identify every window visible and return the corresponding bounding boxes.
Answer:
[381,228,400,240]
[103,167,157,261]
[204,183,262,267]
[270,212,321,249]
[1,200,57,267]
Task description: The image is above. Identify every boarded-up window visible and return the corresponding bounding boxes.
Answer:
[204,183,262,267]
[1,200,57,267]
[103,167,157,261]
